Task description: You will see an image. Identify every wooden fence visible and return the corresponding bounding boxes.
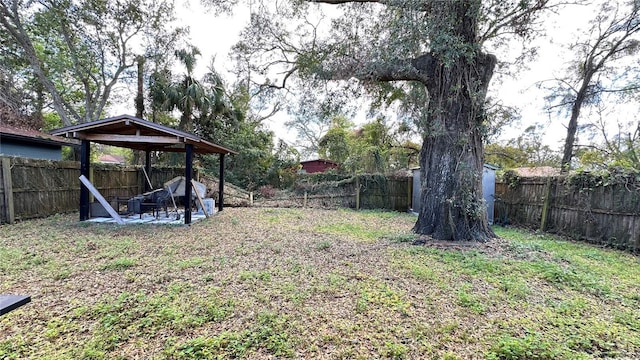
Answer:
[1,157,411,222]
[0,156,185,223]
[495,176,640,251]
[255,175,412,211]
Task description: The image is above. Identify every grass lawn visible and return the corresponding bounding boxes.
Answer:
[1,208,639,359]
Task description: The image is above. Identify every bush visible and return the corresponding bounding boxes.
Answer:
[259,185,277,199]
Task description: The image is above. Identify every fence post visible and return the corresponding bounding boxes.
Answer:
[1,158,15,224]
[540,177,553,231]
[303,191,308,208]
[355,176,360,210]
[250,192,254,206]
[407,176,412,212]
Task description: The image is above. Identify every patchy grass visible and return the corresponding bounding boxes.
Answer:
[1,208,639,359]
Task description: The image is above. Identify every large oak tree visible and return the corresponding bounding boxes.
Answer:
[219,0,565,241]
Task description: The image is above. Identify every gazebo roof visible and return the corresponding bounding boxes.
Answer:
[1,124,80,147]
[50,114,237,155]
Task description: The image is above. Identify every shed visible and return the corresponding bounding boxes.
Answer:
[0,125,79,160]
[50,114,237,225]
[97,154,126,164]
[300,159,339,174]
[482,164,498,225]
[412,164,498,224]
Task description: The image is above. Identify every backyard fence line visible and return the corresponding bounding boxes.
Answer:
[253,175,412,211]
[0,156,245,223]
[253,193,357,209]
[495,176,640,252]
[4,155,639,253]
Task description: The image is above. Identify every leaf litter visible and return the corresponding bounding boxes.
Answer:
[1,208,639,359]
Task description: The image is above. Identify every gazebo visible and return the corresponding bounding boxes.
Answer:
[50,114,237,225]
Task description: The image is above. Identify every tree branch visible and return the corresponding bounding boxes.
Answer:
[309,0,432,11]
[0,1,75,125]
[256,102,282,122]
[311,0,381,3]
[320,54,435,84]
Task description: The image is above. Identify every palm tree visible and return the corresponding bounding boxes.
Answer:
[150,46,211,131]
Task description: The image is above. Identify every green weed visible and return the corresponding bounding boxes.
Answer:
[164,312,295,358]
[381,341,408,359]
[2,210,640,358]
[52,269,72,280]
[71,284,235,356]
[177,257,206,269]
[486,334,563,360]
[386,233,419,243]
[0,337,30,359]
[316,240,332,251]
[238,270,272,282]
[613,310,640,331]
[496,276,530,301]
[327,273,347,289]
[100,257,136,271]
[356,281,411,315]
[407,263,437,281]
[314,222,387,241]
[456,283,485,314]
[532,261,611,296]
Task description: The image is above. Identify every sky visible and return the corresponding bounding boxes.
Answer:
[127,0,633,155]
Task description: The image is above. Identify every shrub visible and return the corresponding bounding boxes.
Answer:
[259,185,277,198]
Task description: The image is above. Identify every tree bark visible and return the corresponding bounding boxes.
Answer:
[133,55,146,165]
[560,88,585,171]
[413,51,497,241]
[135,56,145,118]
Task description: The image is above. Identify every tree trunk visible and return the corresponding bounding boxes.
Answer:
[179,112,192,132]
[135,56,145,119]
[413,52,497,241]
[133,56,145,165]
[560,73,592,172]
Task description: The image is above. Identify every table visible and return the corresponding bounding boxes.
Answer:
[0,294,31,316]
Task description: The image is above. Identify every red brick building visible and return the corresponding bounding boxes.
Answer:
[300,159,339,174]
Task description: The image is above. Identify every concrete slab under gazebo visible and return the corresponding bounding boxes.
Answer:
[50,114,237,225]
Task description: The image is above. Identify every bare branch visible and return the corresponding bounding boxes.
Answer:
[256,102,282,122]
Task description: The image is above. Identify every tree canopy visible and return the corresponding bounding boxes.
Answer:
[318,116,419,173]
[0,0,182,126]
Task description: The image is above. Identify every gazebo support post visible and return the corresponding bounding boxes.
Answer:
[79,140,91,221]
[218,153,225,212]
[144,151,152,192]
[184,144,193,225]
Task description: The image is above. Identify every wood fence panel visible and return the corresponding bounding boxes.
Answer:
[358,176,410,211]
[149,168,188,189]
[8,158,80,221]
[255,175,411,211]
[0,157,202,223]
[496,175,640,252]
[93,167,141,199]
